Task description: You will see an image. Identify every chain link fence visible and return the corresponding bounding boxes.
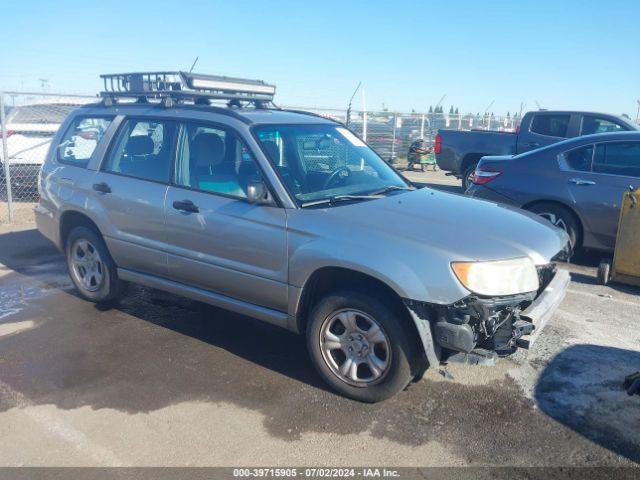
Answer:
[284,106,519,165]
[0,91,521,224]
[0,92,96,223]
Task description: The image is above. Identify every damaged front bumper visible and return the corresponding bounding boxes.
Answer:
[405,267,570,366]
[516,268,570,348]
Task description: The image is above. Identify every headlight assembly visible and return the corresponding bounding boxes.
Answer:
[451,257,539,296]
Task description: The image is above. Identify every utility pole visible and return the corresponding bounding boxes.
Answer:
[345,81,361,128]
[38,78,49,92]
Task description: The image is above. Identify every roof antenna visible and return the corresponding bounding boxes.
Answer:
[346,81,362,128]
[188,56,199,73]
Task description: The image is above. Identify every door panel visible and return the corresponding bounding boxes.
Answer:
[566,141,640,250]
[90,118,177,277]
[164,187,288,311]
[91,171,169,276]
[518,113,571,153]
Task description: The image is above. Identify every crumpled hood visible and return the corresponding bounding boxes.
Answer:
[321,188,569,265]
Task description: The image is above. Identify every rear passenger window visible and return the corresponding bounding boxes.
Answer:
[559,145,593,172]
[57,117,112,167]
[530,115,570,138]
[581,116,626,135]
[103,119,176,183]
[593,142,640,178]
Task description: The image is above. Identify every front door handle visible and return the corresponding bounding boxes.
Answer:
[527,142,540,148]
[92,182,111,193]
[569,178,596,186]
[172,199,199,213]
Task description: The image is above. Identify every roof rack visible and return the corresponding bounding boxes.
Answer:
[99,71,276,108]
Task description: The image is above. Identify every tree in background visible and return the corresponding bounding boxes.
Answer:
[428,105,433,113]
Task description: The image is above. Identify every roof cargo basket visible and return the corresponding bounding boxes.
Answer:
[100,71,276,107]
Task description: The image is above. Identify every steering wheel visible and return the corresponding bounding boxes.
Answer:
[323,167,351,189]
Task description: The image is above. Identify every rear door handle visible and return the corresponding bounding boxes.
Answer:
[569,178,596,186]
[173,199,199,213]
[92,182,111,193]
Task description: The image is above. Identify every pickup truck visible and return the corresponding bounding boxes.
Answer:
[435,110,639,188]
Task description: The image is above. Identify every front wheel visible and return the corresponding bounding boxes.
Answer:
[306,290,418,403]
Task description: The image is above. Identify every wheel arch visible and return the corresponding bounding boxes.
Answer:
[59,210,103,250]
[295,266,409,335]
[461,153,486,172]
[521,199,584,248]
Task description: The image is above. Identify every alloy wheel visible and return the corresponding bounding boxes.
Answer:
[70,239,104,292]
[319,309,391,387]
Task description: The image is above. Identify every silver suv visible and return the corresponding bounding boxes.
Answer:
[35,72,571,402]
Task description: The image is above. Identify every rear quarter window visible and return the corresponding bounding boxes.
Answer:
[56,117,113,167]
[530,114,570,138]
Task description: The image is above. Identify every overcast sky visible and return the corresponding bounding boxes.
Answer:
[2,0,639,116]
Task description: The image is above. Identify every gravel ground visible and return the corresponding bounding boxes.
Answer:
[0,170,638,468]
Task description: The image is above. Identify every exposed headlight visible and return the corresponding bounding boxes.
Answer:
[451,257,539,296]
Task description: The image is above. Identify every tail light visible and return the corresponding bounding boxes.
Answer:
[0,130,15,139]
[514,124,520,135]
[471,166,502,185]
[434,133,442,154]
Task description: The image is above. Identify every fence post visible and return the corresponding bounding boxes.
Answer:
[0,93,14,223]
[391,113,397,163]
[361,88,367,142]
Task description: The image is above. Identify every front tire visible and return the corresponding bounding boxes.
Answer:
[66,226,123,303]
[306,290,417,403]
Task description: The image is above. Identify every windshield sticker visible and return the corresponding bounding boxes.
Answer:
[336,127,366,147]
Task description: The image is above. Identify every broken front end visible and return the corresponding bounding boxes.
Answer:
[406,264,570,366]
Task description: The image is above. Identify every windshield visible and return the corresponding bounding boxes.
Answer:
[254,124,409,205]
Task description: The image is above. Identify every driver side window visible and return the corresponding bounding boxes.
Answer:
[174,122,261,199]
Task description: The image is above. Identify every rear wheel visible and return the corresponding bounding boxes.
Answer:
[528,203,581,251]
[306,290,418,403]
[462,163,477,190]
[66,226,124,303]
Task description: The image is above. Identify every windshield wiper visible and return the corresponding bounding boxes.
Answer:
[369,185,414,196]
[301,194,383,208]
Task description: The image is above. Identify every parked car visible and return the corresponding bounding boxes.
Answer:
[466,131,640,253]
[36,71,571,402]
[1,102,84,195]
[435,110,638,189]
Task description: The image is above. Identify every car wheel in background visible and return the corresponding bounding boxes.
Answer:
[597,259,611,285]
[528,202,581,250]
[306,290,418,403]
[462,163,477,190]
[65,226,124,303]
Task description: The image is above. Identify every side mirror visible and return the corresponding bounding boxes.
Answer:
[246,179,274,206]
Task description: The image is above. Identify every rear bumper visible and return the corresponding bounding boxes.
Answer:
[517,268,570,349]
[34,202,61,250]
[465,183,517,205]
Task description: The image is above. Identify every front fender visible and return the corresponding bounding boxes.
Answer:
[288,236,469,305]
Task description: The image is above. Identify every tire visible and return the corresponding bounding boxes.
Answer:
[65,226,124,303]
[528,203,581,250]
[462,163,477,190]
[597,259,611,285]
[306,290,418,403]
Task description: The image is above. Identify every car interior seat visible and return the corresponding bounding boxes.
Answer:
[190,132,244,197]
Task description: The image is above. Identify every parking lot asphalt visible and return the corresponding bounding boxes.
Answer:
[0,170,638,467]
